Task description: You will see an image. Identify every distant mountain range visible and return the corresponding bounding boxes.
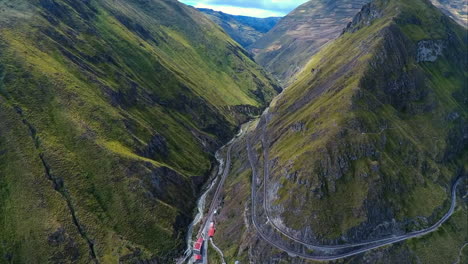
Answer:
[250,0,371,85]
[201,0,466,86]
[198,8,281,47]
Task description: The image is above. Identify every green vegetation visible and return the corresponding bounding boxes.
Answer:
[215,161,252,263]
[205,0,467,262]
[0,0,279,262]
[207,243,223,264]
[407,200,467,264]
[211,123,258,264]
[264,0,467,241]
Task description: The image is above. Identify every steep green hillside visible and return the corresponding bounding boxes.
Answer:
[198,8,281,47]
[430,0,467,27]
[212,0,467,262]
[0,0,279,263]
[267,0,467,242]
[250,0,370,85]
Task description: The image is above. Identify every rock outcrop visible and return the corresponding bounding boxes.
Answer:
[417,40,445,62]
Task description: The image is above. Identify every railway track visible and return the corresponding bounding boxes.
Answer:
[182,114,464,262]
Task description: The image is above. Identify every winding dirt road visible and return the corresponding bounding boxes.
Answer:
[247,134,465,261]
[182,117,464,263]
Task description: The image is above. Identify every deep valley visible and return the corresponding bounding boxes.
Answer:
[0,0,466,264]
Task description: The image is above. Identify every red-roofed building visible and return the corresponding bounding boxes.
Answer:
[208,222,216,237]
[193,237,204,254]
[194,254,202,262]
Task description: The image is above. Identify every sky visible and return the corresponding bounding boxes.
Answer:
[179,0,309,18]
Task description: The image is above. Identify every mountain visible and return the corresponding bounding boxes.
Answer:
[197,8,281,47]
[250,0,371,85]
[430,0,467,27]
[212,0,467,262]
[0,0,279,262]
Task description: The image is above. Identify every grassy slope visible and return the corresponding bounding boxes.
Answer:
[250,0,370,85]
[266,0,467,240]
[0,0,278,262]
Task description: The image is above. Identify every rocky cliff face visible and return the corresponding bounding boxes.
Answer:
[0,0,279,262]
[250,0,371,85]
[211,0,467,263]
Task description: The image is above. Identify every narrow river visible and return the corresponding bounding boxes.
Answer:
[177,120,254,264]
[177,135,230,264]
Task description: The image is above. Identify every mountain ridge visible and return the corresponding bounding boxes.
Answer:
[210,0,467,262]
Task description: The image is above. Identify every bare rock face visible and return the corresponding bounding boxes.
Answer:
[417,40,445,62]
[344,2,382,33]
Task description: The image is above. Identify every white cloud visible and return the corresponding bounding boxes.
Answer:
[193,3,284,17]
[179,0,309,17]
